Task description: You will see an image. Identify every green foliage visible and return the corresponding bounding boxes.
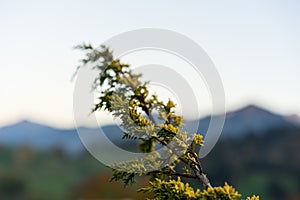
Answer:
[110,170,136,185]
[200,183,241,200]
[75,43,259,199]
[138,177,201,199]
[139,178,242,200]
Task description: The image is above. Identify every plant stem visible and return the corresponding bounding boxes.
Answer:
[144,105,212,189]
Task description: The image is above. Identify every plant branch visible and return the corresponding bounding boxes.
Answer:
[143,106,157,125]
[152,134,212,188]
[188,148,212,189]
[140,90,212,189]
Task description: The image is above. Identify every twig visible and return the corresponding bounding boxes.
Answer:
[143,104,213,188]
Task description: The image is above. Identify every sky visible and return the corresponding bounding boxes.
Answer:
[0,0,299,128]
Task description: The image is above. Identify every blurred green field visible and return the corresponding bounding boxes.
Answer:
[0,146,150,200]
[0,126,299,199]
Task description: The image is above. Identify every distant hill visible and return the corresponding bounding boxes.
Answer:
[286,114,300,126]
[0,121,129,154]
[195,105,298,139]
[0,105,298,153]
[0,120,83,154]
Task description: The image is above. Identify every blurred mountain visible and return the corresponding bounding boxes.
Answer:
[0,120,134,154]
[285,114,300,127]
[0,120,83,154]
[0,105,299,153]
[195,105,298,139]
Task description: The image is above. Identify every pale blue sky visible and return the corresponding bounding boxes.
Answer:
[0,0,299,128]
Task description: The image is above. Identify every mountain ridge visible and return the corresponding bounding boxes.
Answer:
[0,105,298,154]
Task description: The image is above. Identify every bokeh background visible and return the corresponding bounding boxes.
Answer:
[1,1,300,199]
